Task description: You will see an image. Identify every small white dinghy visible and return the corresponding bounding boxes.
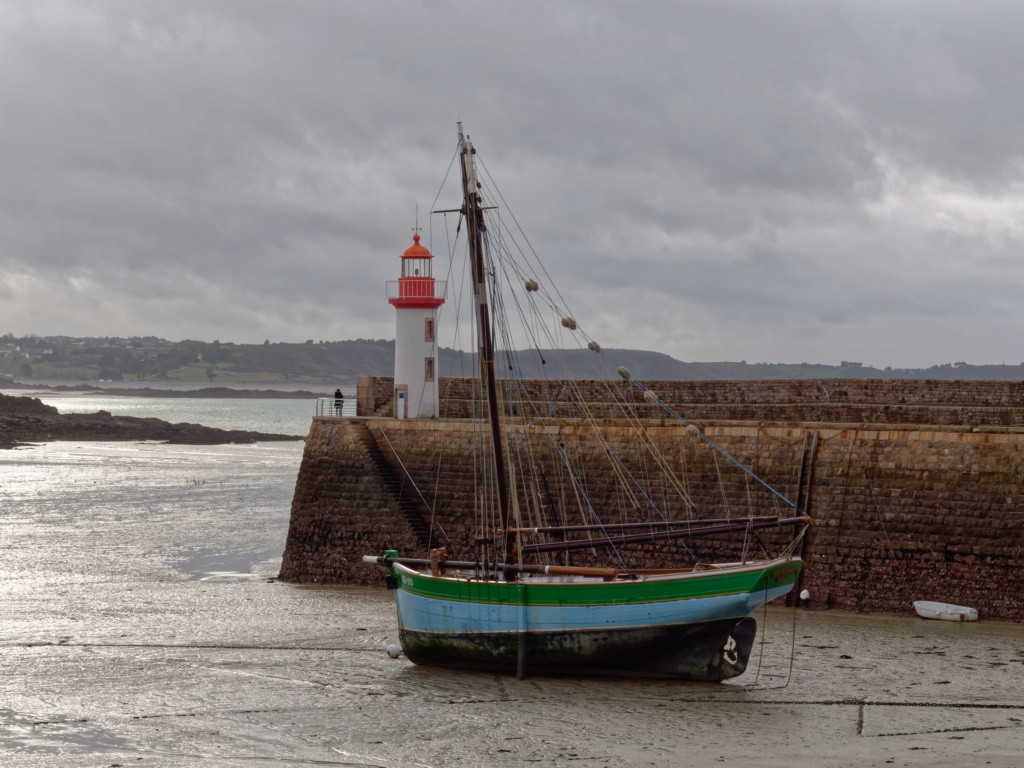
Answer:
[911,599,978,622]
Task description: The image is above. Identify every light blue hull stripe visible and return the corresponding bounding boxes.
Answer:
[395,583,793,635]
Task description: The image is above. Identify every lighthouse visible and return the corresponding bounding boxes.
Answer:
[387,232,446,418]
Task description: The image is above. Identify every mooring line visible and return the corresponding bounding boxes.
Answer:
[870,723,1024,738]
[661,698,1024,710]
[7,642,379,652]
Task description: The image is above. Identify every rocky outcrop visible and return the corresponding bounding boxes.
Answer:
[0,392,301,447]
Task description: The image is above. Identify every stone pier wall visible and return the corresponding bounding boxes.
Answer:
[278,418,422,583]
[284,378,1024,620]
[358,375,1024,426]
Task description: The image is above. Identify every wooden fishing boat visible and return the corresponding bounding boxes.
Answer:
[366,123,808,680]
[912,599,979,622]
[365,552,803,680]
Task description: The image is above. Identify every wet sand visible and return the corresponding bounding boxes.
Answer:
[3,578,1023,768]
[2,438,1022,767]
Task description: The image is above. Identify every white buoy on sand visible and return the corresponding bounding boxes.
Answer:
[386,644,403,659]
[800,589,810,601]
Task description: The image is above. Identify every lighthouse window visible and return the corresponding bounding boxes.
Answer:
[403,259,431,277]
[424,357,435,382]
[424,318,435,343]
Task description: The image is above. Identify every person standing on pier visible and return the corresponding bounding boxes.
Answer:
[334,388,344,416]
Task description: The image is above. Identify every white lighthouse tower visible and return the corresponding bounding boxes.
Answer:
[387,232,446,419]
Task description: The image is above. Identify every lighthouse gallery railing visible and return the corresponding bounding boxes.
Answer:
[386,279,448,300]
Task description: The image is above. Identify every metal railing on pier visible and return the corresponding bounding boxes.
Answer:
[316,398,355,418]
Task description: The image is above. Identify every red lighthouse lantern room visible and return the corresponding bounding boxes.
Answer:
[388,233,445,309]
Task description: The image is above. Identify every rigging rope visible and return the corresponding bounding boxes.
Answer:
[432,142,797,575]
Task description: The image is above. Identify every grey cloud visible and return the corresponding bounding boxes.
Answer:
[2,1,1023,367]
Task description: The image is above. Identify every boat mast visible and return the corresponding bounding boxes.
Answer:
[458,123,512,562]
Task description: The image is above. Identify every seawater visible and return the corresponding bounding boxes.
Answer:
[33,393,319,436]
[2,397,1024,767]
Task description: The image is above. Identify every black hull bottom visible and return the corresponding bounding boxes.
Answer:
[400,617,757,681]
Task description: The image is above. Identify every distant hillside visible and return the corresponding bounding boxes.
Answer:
[442,348,1024,382]
[0,335,396,385]
[2,333,1022,384]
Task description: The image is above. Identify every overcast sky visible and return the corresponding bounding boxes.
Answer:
[2,1,1023,368]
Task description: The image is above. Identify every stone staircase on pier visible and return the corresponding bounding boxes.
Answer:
[349,421,432,549]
